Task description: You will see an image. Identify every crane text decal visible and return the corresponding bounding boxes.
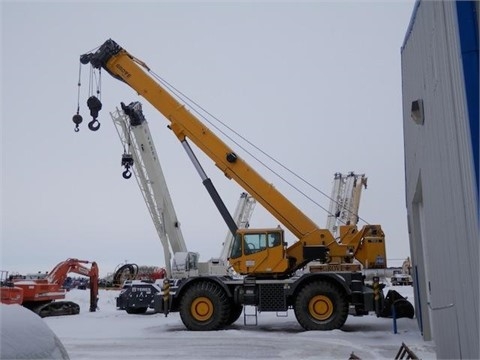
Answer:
[115,64,131,79]
[131,287,152,293]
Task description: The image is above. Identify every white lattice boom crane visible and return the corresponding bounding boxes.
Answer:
[110,102,255,278]
[111,103,189,278]
[326,172,367,238]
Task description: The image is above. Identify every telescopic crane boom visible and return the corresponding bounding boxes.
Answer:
[75,39,388,332]
[79,39,386,277]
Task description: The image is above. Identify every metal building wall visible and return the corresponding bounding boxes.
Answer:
[401,1,479,359]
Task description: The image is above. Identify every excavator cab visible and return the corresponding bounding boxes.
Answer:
[228,228,290,275]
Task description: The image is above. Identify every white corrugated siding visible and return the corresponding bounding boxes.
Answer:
[402,1,479,359]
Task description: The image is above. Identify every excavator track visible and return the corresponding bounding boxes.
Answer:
[34,301,80,318]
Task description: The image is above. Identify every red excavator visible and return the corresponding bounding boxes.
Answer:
[0,270,23,305]
[6,258,99,317]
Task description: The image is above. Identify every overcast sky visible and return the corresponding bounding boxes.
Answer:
[1,1,415,277]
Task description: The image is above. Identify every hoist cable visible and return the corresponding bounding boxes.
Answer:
[88,66,94,97]
[97,69,102,100]
[150,72,339,220]
[149,71,369,225]
[75,62,82,114]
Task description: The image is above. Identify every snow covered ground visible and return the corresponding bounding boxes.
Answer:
[40,285,436,360]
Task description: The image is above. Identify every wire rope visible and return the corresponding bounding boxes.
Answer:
[148,71,369,225]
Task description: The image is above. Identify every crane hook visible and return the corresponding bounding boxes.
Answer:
[88,119,101,131]
[121,153,134,179]
[122,168,132,179]
[86,96,102,131]
[72,113,83,133]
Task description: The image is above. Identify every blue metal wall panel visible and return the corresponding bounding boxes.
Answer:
[456,1,479,208]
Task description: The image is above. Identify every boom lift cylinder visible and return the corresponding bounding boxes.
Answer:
[181,139,238,237]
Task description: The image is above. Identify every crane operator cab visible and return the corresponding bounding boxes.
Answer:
[228,228,290,276]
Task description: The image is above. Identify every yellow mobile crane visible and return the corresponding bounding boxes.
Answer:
[75,39,387,331]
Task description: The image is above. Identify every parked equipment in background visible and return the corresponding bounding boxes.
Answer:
[7,259,99,317]
[307,172,369,273]
[111,263,166,287]
[326,172,367,238]
[0,271,23,305]
[391,269,413,286]
[77,39,388,331]
[112,263,139,287]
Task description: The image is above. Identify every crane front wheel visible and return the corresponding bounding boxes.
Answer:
[190,297,214,321]
[294,281,348,330]
[179,281,230,331]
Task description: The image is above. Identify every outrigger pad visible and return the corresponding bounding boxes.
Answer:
[379,290,415,319]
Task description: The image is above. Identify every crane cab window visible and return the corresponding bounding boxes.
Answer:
[243,233,267,254]
[230,234,243,259]
[230,231,283,259]
[268,232,282,247]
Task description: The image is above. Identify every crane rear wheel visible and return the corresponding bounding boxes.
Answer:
[179,281,230,331]
[308,295,334,321]
[294,280,348,330]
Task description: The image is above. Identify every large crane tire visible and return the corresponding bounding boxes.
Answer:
[294,281,348,330]
[179,281,230,331]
